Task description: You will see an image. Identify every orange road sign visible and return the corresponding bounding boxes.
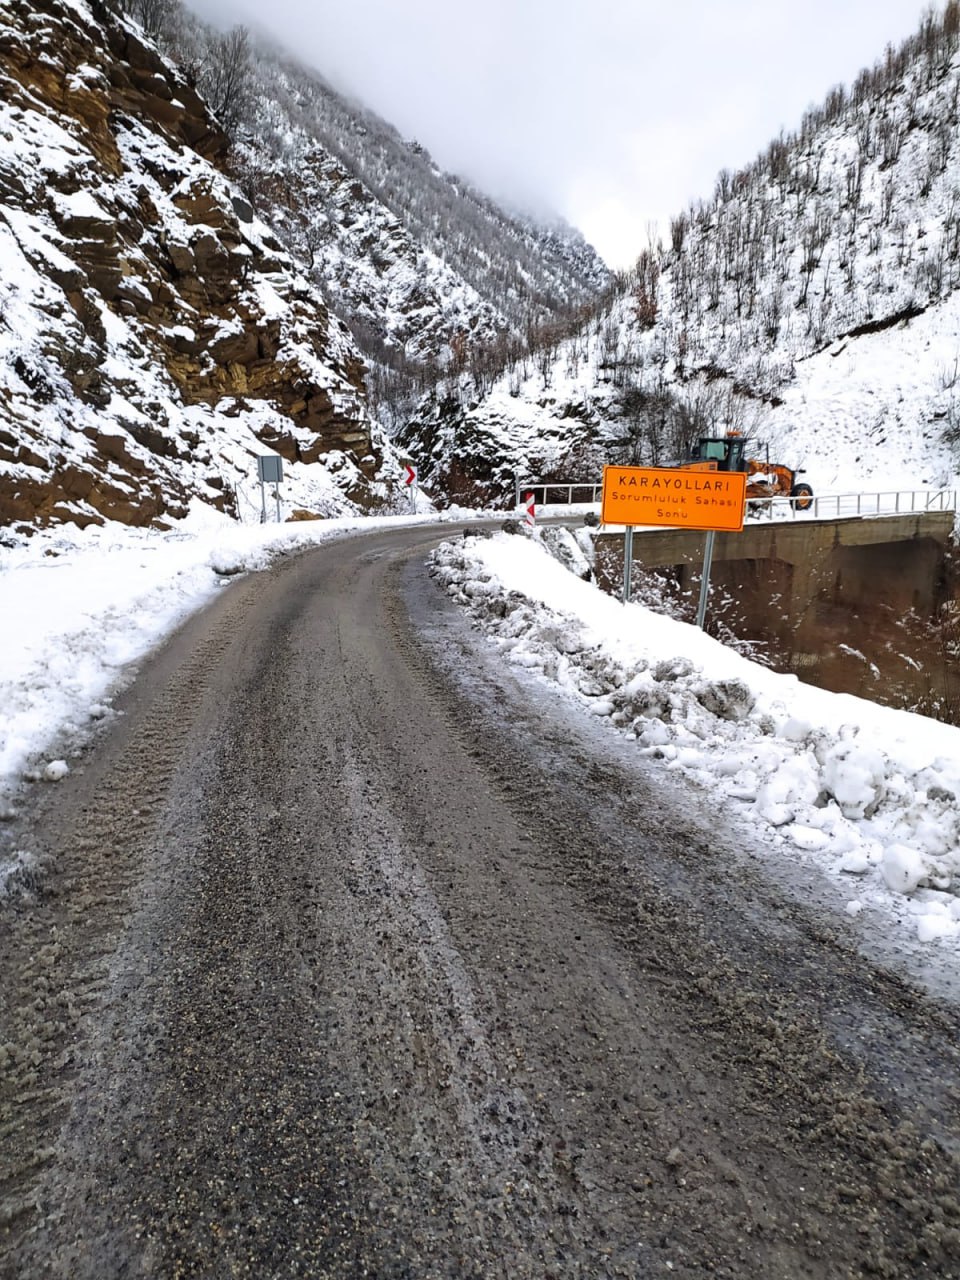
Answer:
[601,464,746,532]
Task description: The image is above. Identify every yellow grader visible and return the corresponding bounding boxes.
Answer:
[686,432,813,508]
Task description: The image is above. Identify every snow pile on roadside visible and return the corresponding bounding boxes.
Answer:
[431,529,960,945]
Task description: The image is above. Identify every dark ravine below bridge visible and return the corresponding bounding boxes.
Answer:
[2,523,960,1278]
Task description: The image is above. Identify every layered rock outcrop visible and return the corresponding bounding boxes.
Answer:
[0,0,400,530]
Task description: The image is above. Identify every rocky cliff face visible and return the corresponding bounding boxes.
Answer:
[223,48,611,435]
[0,0,402,532]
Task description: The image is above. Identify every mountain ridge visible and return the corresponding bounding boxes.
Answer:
[399,3,960,506]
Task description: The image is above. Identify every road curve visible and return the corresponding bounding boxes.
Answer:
[2,523,960,1279]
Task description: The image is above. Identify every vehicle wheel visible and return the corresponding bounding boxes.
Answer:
[790,482,814,510]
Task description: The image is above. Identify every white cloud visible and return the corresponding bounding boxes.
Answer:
[186,0,929,267]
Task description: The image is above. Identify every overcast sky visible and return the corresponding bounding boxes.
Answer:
[186,0,929,268]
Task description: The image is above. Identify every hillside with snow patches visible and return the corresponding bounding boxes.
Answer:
[234,52,610,350]
[402,5,960,507]
[0,0,415,531]
[145,0,611,432]
[0,0,609,537]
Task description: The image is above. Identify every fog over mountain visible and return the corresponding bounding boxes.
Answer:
[400,3,960,510]
[186,0,930,267]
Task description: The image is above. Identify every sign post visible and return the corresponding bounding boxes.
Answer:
[257,455,283,523]
[600,464,746,627]
[695,530,717,629]
[404,463,418,510]
[622,526,634,603]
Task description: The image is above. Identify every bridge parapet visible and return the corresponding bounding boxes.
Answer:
[595,510,956,621]
[517,481,957,522]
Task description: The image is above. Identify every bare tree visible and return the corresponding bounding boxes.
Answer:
[123,0,174,39]
[632,248,660,329]
[199,25,252,136]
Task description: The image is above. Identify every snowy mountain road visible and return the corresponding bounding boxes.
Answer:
[3,524,960,1279]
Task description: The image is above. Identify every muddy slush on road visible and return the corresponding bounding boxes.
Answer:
[2,523,960,1279]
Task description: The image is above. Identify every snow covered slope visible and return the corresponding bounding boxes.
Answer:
[142,2,611,432]
[401,7,960,505]
[0,0,408,533]
[231,49,610,368]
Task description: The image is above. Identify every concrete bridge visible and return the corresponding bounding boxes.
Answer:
[594,510,957,639]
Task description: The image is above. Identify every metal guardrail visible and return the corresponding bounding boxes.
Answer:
[744,488,958,520]
[515,481,603,506]
[515,482,958,521]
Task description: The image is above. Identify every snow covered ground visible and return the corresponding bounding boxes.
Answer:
[3,507,960,975]
[432,524,960,957]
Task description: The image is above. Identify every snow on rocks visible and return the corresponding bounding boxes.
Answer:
[431,527,960,946]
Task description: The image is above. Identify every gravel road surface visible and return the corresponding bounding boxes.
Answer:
[2,523,960,1279]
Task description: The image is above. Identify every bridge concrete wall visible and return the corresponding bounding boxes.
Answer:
[595,512,956,632]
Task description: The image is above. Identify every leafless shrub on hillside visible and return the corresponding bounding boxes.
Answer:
[943,197,960,263]
[844,148,865,211]
[920,241,948,297]
[878,115,905,170]
[941,396,960,451]
[121,0,174,38]
[879,175,897,226]
[938,352,960,391]
[670,213,689,255]
[197,26,253,135]
[823,84,847,124]
[759,287,783,344]
[632,249,660,329]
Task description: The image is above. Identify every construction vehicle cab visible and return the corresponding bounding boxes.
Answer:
[688,435,748,472]
[687,432,813,509]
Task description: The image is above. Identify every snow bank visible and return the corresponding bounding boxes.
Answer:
[431,529,960,946]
